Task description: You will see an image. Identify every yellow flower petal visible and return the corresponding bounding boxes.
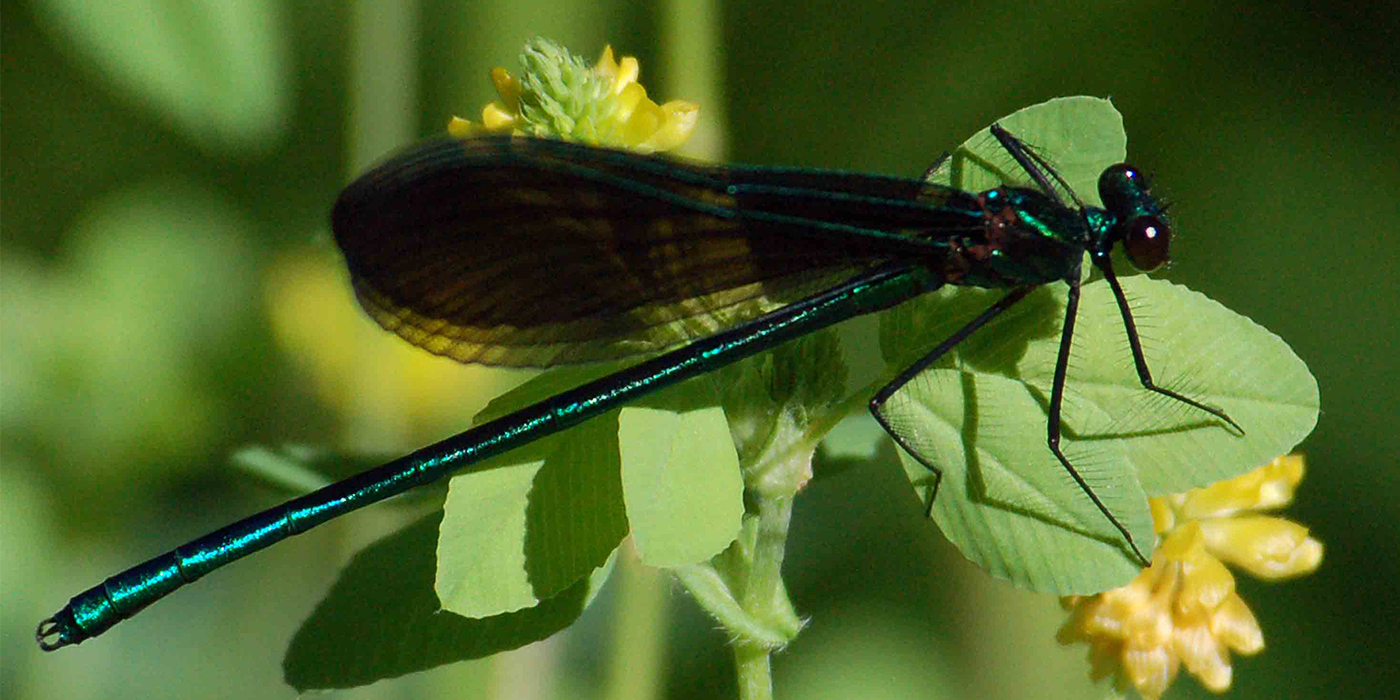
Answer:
[1212,591,1264,654]
[594,45,620,82]
[638,100,700,152]
[1149,496,1176,534]
[1122,643,1177,700]
[447,40,698,153]
[612,62,641,96]
[1174,621,1232,691]
[1180,454,1305,519]
[592,45,640,95]
[1177,548,1235,614]
[489,66,521,112]
[1176,621,1232,691]
[609,81,646,128]
[1201,515,1323,579]
[1158,520,1204,559]
[481,102,518,131]
[446,116,473,139]
[1060,455,1319,698]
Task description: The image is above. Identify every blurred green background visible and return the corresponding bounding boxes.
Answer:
[3,1,1396,699]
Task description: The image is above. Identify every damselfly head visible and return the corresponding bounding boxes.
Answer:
[1099,163,1171,271]
[1120,214,1171,271]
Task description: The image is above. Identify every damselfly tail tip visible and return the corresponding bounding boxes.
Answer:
[36,614,72,652]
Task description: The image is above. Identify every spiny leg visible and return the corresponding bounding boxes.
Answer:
[919,151,953,182]
[1095,255,1244,433]
[989,124,1084,209]
[1046,276,1152,565]
[869,287,1031,516]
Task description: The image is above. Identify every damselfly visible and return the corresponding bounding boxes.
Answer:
[38,124,1237,651]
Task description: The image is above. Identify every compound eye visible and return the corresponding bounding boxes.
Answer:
[1123,215,1171,271]
[1098,163,1149,214]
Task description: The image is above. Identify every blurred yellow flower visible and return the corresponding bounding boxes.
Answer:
[448,39,698,153]
[1059,455,1322,699]
[264,246,513,449]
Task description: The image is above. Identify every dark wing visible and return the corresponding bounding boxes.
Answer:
[332,136,982,367]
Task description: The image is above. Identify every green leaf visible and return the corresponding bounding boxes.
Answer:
[876,97,1318,594]
[884,278,1316,594]
[284,512,613,691]
[435,363,745,615]
[33,0,290,151]
[619,405,744,567]
[435,401,626,617]
[1059,278,1319,497]
[880,286,1152,593]
[818,413,888,462]
[926,96,1126,204]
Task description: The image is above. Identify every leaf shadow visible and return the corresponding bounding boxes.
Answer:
[284,512,591,692]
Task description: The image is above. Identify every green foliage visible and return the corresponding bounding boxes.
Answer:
[883,97,1319,592]
[925,96,1127,204]
[882,278,1317,593]
[281,97,1319,690]
[286,363,748,689]
[9,1,1394,696]
[617,406,744,566]
[283,512,615,691]
[33,0,289,151]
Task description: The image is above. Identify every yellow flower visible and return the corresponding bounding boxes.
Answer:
[1059,455,1322,698]
[448,39,698,153]
[264,246,511,442]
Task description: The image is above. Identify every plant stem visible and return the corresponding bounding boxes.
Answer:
[732,491,799,700]
[734,640,774,700]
